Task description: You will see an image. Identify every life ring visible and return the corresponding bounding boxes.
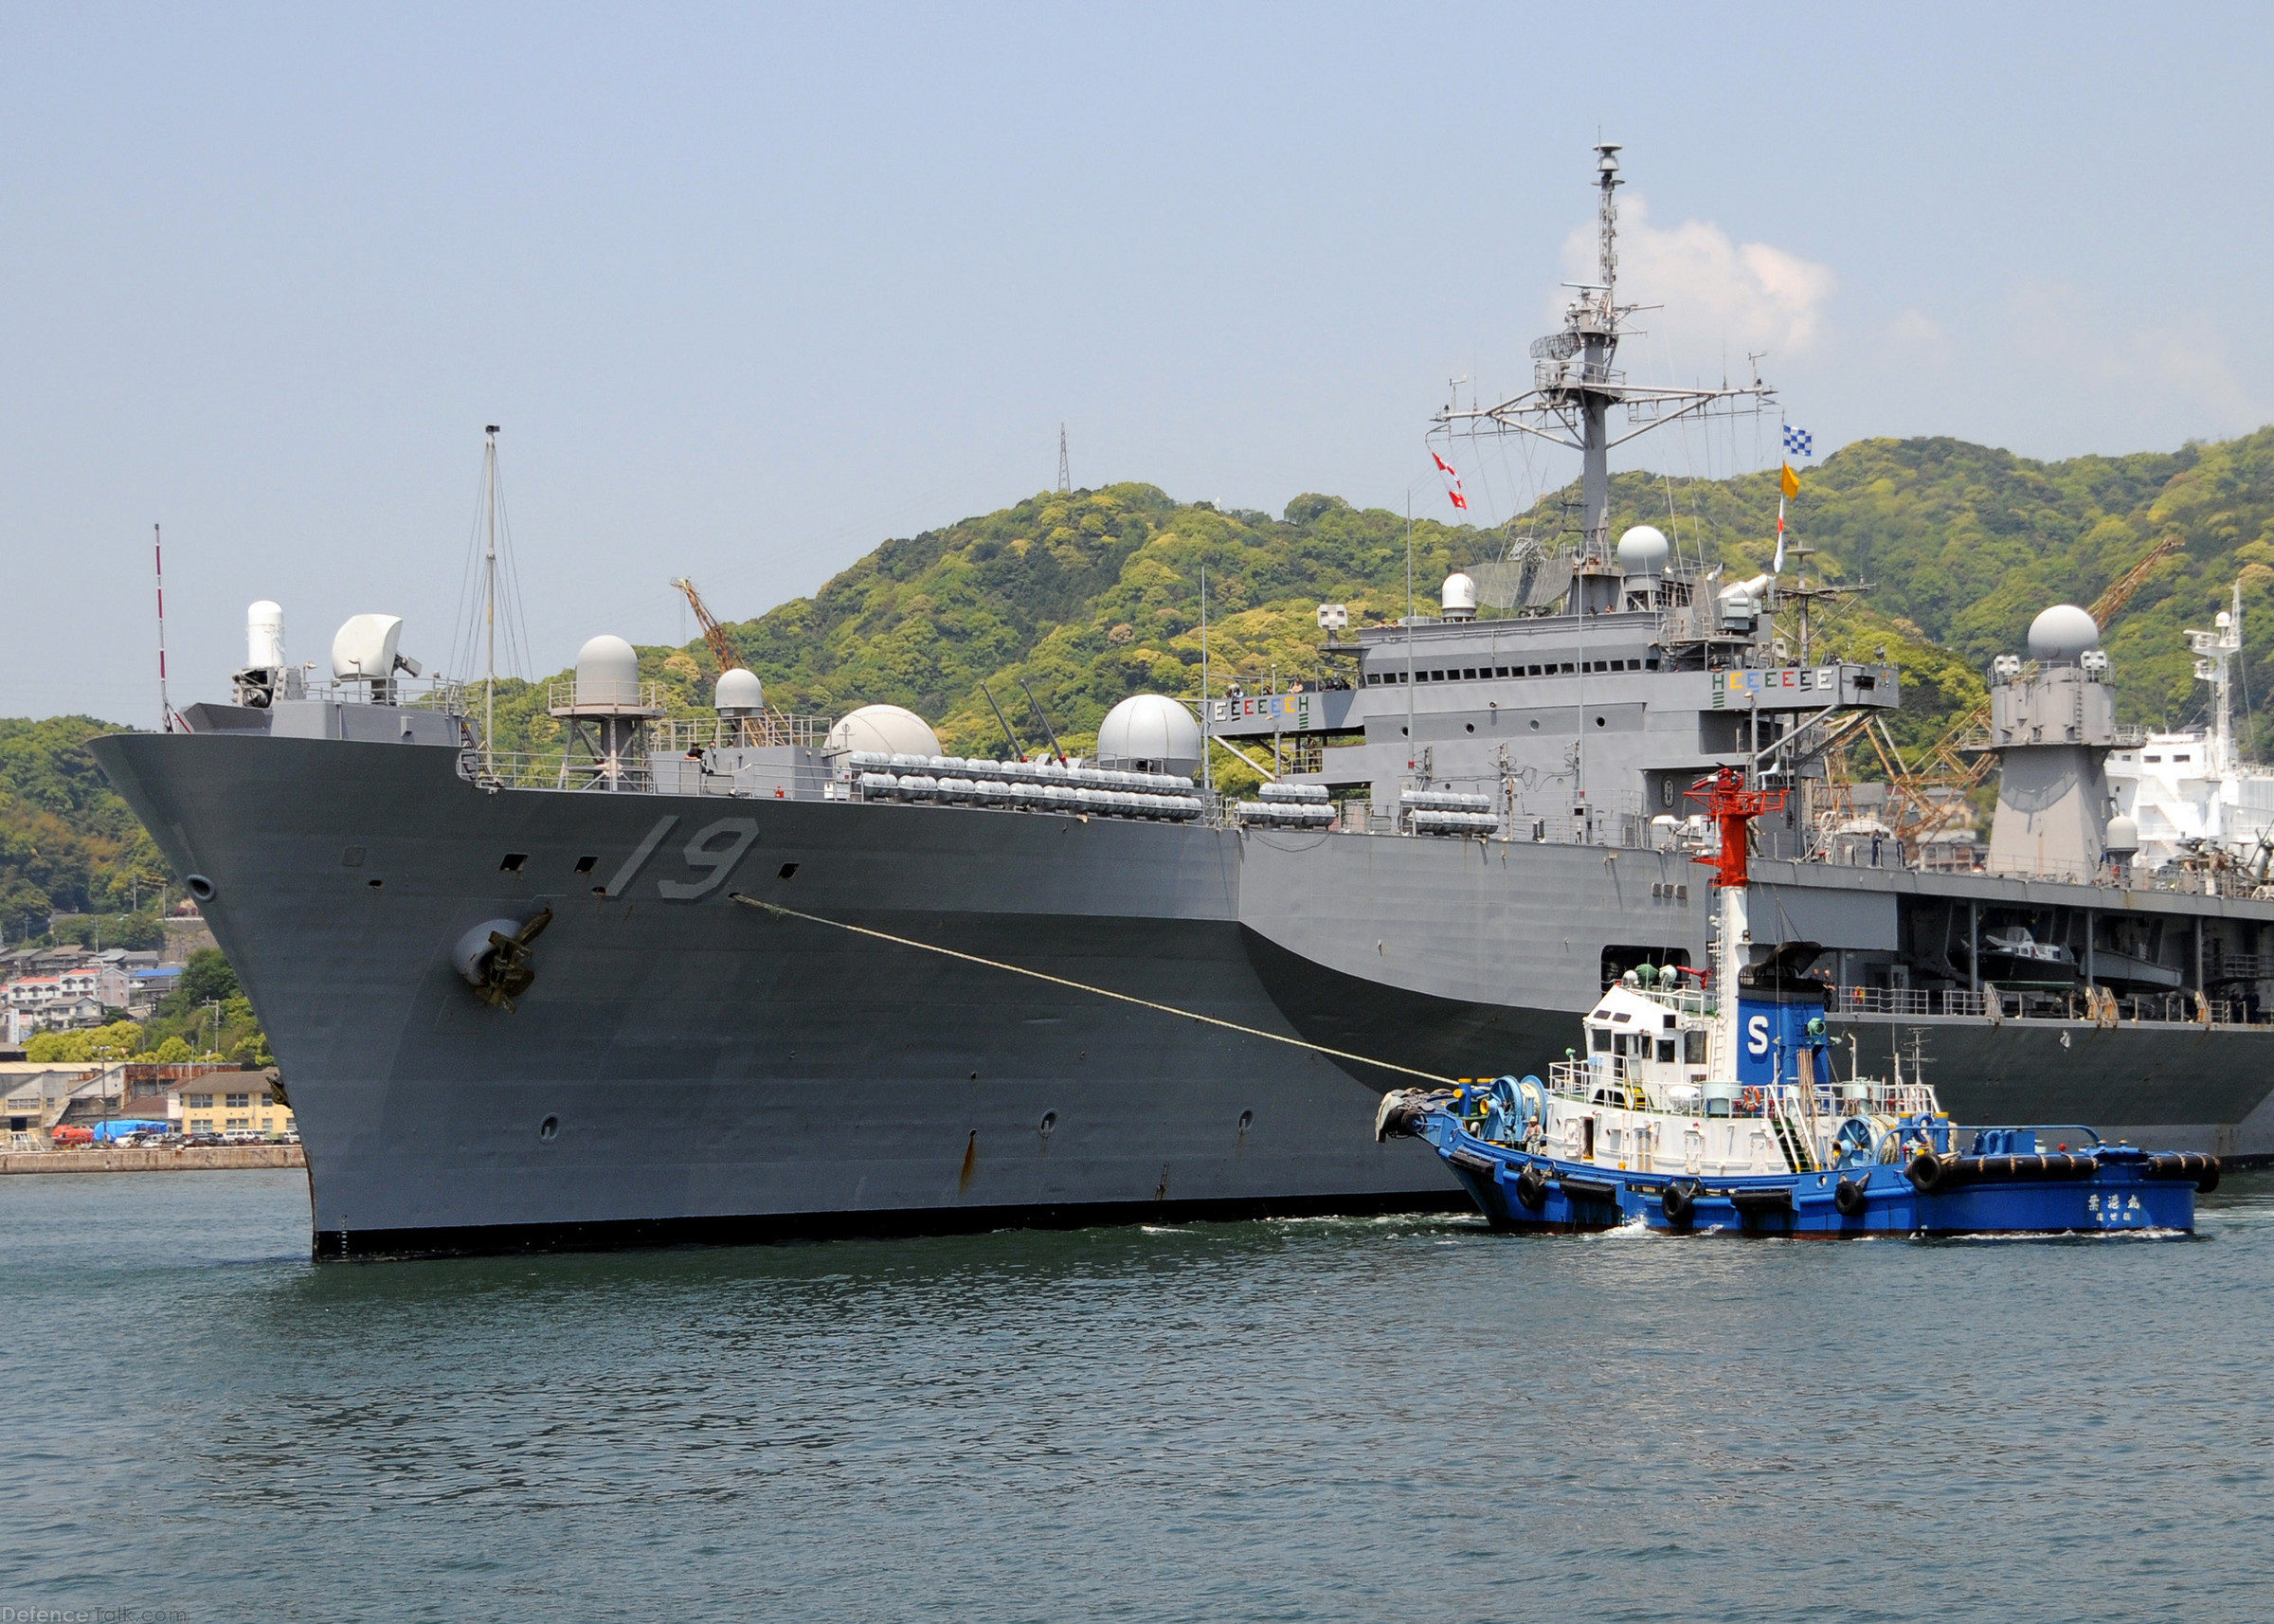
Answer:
[1514,1164,1549,1211]
[1739,1087,1761,1114]
[1833,1177,1868,1218]
[1661,1179,1697,1227]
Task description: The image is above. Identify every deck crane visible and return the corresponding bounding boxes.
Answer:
[668,577,745,673]
[1838,536,2185,851]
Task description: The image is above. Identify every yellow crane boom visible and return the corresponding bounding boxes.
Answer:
[669,577,744,673]
[2085,534,2183,629]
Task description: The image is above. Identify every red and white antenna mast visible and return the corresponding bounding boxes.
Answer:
[153,524,176,733]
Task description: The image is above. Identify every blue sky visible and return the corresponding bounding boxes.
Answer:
[5,3,2269,725]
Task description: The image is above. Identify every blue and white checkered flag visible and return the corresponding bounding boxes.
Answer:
[1781,424,1813,458]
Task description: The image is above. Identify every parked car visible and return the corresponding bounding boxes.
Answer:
[220,1129,266,1144]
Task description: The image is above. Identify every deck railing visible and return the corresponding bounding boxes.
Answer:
[459,749,835,799]
[1833,984,2256,1026]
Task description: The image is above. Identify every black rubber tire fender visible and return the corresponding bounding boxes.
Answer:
[1834,1177,1868,1218]
[1514,1164,1549,1212]
[1661,1179,1697,1227]
[1905,1150,1947,1196]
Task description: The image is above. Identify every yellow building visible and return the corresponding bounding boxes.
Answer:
[179,1079,294,1137]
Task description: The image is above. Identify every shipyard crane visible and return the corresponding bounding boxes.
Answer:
[1836,536,2185,850]
[668,577,745,673]
[2086,535,2185,630]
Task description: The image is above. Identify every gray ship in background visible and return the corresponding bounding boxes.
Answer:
[92,146,2274,1259]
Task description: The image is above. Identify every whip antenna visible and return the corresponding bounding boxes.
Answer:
[153,524,175,733]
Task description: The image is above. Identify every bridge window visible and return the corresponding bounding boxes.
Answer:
[1591,1028,1613,1053]
[1463,668,1477,679]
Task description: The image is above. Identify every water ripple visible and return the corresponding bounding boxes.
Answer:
[2,1167,2271,1621]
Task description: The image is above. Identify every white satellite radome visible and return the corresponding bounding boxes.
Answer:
[2027,604,2100,665]
[713,668,765,716]
[246,602,285,670]
[573,635,641,708]
[1440,571,1479,621]
[332,614,406,682]
[1095,694,1203,777]
[1615,525,1669,576]
[824,703,942,759]
[2106,814,2141,855]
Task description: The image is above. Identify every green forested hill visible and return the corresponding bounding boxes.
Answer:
[12,426,2274,945]
[532,424,2274,759]
[0,717,169,946]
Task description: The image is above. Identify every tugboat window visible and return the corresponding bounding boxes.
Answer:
[1591,1029,1612,1053]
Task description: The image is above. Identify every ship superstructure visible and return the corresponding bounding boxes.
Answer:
[86,147,2274,1259]
[2105,580,2274,875]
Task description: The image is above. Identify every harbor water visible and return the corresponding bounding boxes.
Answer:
[5,1169,2270,1623]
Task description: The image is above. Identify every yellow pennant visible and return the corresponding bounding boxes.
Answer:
[1780,462,1800,499]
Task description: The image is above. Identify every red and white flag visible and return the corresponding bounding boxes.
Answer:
[1432,451,1469,512]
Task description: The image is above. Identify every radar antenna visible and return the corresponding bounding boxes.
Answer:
[1432,144,1777,584]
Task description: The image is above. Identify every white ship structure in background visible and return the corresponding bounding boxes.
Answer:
[2106,580,2274,875]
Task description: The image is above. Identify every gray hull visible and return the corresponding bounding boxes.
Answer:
[90,731,2274,1258]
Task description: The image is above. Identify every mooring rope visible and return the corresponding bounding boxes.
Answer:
[727,893,1458,1086]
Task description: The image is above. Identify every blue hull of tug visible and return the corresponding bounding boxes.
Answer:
[1424,1121,2204,1236]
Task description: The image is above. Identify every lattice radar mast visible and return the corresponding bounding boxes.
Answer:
[1431,144,1777,566]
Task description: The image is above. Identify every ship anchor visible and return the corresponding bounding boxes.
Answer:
[455,908,554,1010]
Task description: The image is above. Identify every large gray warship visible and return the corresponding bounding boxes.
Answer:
[92,147,2274,1258]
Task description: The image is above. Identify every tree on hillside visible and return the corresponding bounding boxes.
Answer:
[176,948,240,1008]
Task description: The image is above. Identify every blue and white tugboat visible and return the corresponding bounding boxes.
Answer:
[1377,770,2221,1236]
